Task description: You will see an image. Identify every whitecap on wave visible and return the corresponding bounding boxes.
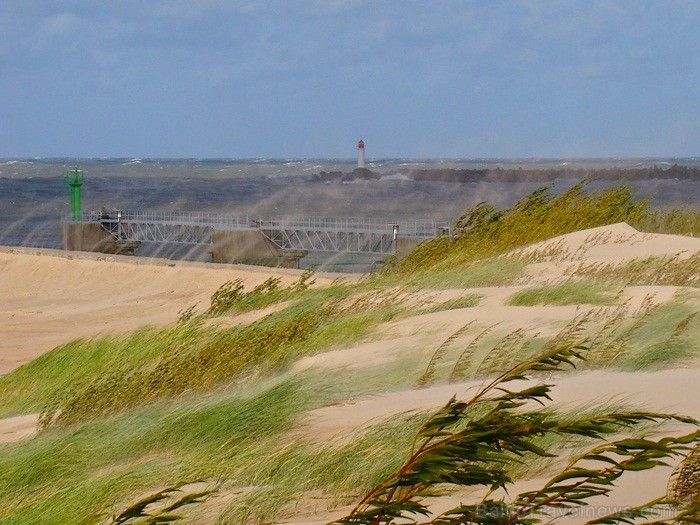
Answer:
[379,173,411,181]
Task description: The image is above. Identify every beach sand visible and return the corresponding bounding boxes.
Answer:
[0,247,339,376]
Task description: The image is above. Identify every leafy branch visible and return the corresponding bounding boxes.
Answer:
[108,484,214,525]
[330,344,700,525]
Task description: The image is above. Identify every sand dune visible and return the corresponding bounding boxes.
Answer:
[521,223,700,263]
[519,223,700,284]
[0,247,339,375]
[305,367,700,441]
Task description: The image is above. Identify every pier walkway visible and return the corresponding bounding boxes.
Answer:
[63,211,449,255]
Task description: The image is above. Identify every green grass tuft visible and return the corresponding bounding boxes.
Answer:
[507,280,616,306]
[419,294,482,314]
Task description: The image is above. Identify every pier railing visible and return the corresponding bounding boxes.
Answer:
[66,210,250,228]
[62,211,450,253]
[254,216,447,238]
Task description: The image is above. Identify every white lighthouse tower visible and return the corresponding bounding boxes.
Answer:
[357,139,366,169]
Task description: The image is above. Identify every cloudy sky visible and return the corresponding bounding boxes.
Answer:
[1,1,698,158]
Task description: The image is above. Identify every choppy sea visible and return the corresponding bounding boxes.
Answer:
[1,158,698,270]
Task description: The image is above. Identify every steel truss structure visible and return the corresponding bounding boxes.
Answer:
[260,228,395,254]
[63,211,449,254]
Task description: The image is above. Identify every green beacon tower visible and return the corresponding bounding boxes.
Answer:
[64,167,84,221]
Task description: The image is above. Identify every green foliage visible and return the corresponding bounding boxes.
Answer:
[208,278,246,314]
[397,182,648,277]
[618,304,700,370]
[108,484,214,524]
[632,205,700,237]
[332,347,700,525]
[419,294,482,314]
[207,270,317,316]
[0,330,174,418]
[43,306,321,426]
[415,296,700,388]
[207,276,282,315]
[26,282,405,427]
[0,376,423,525]
[507,280,615,306]
[568,253,700,287]
[0,378,319,524]
[393,182,699,284]
[387,257,525,290]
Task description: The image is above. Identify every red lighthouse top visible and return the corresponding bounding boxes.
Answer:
[358,140,365,149]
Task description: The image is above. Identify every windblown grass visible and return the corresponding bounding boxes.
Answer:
[671,443,700,505]
[396,183,647,276]
[633,205,700,236]
[392,182,699,284]
[388,256,525,290]
[0,373,425,525]
[415,295,700,388]
[0,330,172,419]
[506,279,616,306]
[418,294,482,314]
[566,253,700,287]
[207,271,315,316]
[0,280,404,424]
[0,368,649,525]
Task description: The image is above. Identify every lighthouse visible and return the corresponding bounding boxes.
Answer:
[357,139,366,169]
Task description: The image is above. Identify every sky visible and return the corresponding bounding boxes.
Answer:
[1,1,699,159]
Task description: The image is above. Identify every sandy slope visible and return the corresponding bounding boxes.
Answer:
[520,222,700,263]
[0,247,339,376]
[518,222,700,283]
[305,368,700,443]
[0,413,39,444]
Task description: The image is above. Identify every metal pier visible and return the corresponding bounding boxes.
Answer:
[63,211,449,255]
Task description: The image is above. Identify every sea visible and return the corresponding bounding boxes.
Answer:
[1,157,699,271]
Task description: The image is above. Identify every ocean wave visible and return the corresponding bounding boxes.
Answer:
[379,173,412,181]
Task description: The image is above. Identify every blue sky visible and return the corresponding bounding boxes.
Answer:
[1,1,698,158]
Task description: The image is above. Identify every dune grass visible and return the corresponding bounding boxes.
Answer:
[48,302,402,426]
[0,372,425,525]
[414,294,700,388]
[419,293,483,314]
[0,279,405,423]
[617,296,700,370]
[0,330,173,419]
[395,183,647,277]
[506,279,616,306]
[381,256,525,290]
[206,271,315,316]
[567,253,700,287]
[391,183,699,285]
[0,365,650,525]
